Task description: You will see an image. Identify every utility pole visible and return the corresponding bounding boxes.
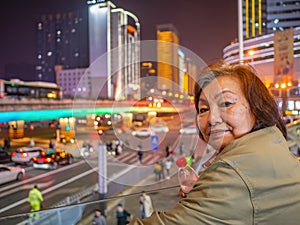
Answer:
[238,0,244,64]
[98,143,107,215]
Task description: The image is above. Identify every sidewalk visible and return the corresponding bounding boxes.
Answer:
[77,163,181,224]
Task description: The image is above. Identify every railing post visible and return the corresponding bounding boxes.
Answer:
[98,143,107,215]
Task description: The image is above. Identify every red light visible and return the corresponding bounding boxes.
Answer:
[21,153,28,157]
[19,149,24,153]
[33,157,37,161]
[41,152,46,156]
[12,152,16,156]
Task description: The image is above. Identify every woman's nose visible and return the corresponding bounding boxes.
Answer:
[208,107,223,126]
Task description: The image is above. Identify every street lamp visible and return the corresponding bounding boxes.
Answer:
[248,50,255,64]
[274,82,287,116]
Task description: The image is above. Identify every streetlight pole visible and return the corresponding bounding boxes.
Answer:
[238,0,244,64]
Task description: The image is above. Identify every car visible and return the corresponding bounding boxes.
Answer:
[0,164,25,185]
[11,146,44,165]
[33,149,74,169]
[0,149,12,164]
[150,125,169,133]
[179,125,198,135]
[132,128,152,137]
[80,143,94,157]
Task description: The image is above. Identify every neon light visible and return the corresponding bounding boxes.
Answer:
[0,107,138,123]
[258,0,262,35]
[252,0,255,37]
[246,0,249,38]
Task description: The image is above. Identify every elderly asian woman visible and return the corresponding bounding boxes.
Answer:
[129,63,300,225]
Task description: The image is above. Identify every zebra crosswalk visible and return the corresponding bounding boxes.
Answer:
[108,150,164,165]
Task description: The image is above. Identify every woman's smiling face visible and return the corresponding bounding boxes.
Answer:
[197,76,256,150]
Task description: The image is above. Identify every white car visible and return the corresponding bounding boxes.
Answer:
[132,128,152,137]
[0,164,25,185]
[151,125,169,133]
[11,146,44,165]
[179,125,198,134]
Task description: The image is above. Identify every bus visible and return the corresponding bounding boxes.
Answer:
[0,79,62,100]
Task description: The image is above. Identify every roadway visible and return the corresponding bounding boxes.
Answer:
[5,107,299,225]
[0,108,206,224]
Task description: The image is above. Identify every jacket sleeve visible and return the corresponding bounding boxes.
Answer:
[129,161,253,225]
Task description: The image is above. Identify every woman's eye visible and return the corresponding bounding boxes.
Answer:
[199,107,209,114]
[220,101,233,107]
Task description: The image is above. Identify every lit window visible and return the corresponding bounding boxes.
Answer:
[37,23,43,30]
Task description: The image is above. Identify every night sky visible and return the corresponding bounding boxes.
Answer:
[0,0,237,76]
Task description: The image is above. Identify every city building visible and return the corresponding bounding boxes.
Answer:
[35,10,89,83]
[242,0,300,38]
[224,0,300,116]
[223,26,300,116]
[40,1,140,100]
[156,23,180,94]
[87,0,140,100]
[140,62,157,97]
[55,67,91,99]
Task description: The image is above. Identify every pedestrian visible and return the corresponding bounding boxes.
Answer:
[137,150,143,164]
[159,161,165,179]
[179,142,184,155]
[117,144,123,155]
[49,138,56,148]
[27,184,43,220]
[139,191,153,219]
[153,162,162,181]
[92,209,106,225]
[128,63,300,224]
[115,203,131,225]
[29,137,35,147]
[165,145,170,157]
[4,137,10,151]
[165,158,172,179]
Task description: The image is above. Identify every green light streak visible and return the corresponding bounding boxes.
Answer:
[0,107,139,123]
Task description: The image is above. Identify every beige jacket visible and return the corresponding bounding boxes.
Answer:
[130,126,300,224]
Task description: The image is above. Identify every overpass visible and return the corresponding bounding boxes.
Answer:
[0,98,184,123]
[0,98,185,140]
[1,98,299,153]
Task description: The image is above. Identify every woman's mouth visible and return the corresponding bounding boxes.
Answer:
[208,129,229,138]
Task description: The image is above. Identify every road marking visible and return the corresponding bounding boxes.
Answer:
[0,166,97,214]
[0,157,145,215]
[0,160,85,193]
[0,180,54,199]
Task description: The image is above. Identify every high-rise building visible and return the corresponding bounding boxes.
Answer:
[56,67,91,98]
[35,10,89,83]
[243,0,300,39]
[87,0,140,100]
[40,1,140,100]
[156,23,179,93]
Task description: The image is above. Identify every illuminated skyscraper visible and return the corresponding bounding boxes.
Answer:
[35,10,89,83]
[243,0,300,39]
[156,23,179,93]
[87,0,140,100]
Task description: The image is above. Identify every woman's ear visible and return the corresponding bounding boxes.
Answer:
[195,114,204,140]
